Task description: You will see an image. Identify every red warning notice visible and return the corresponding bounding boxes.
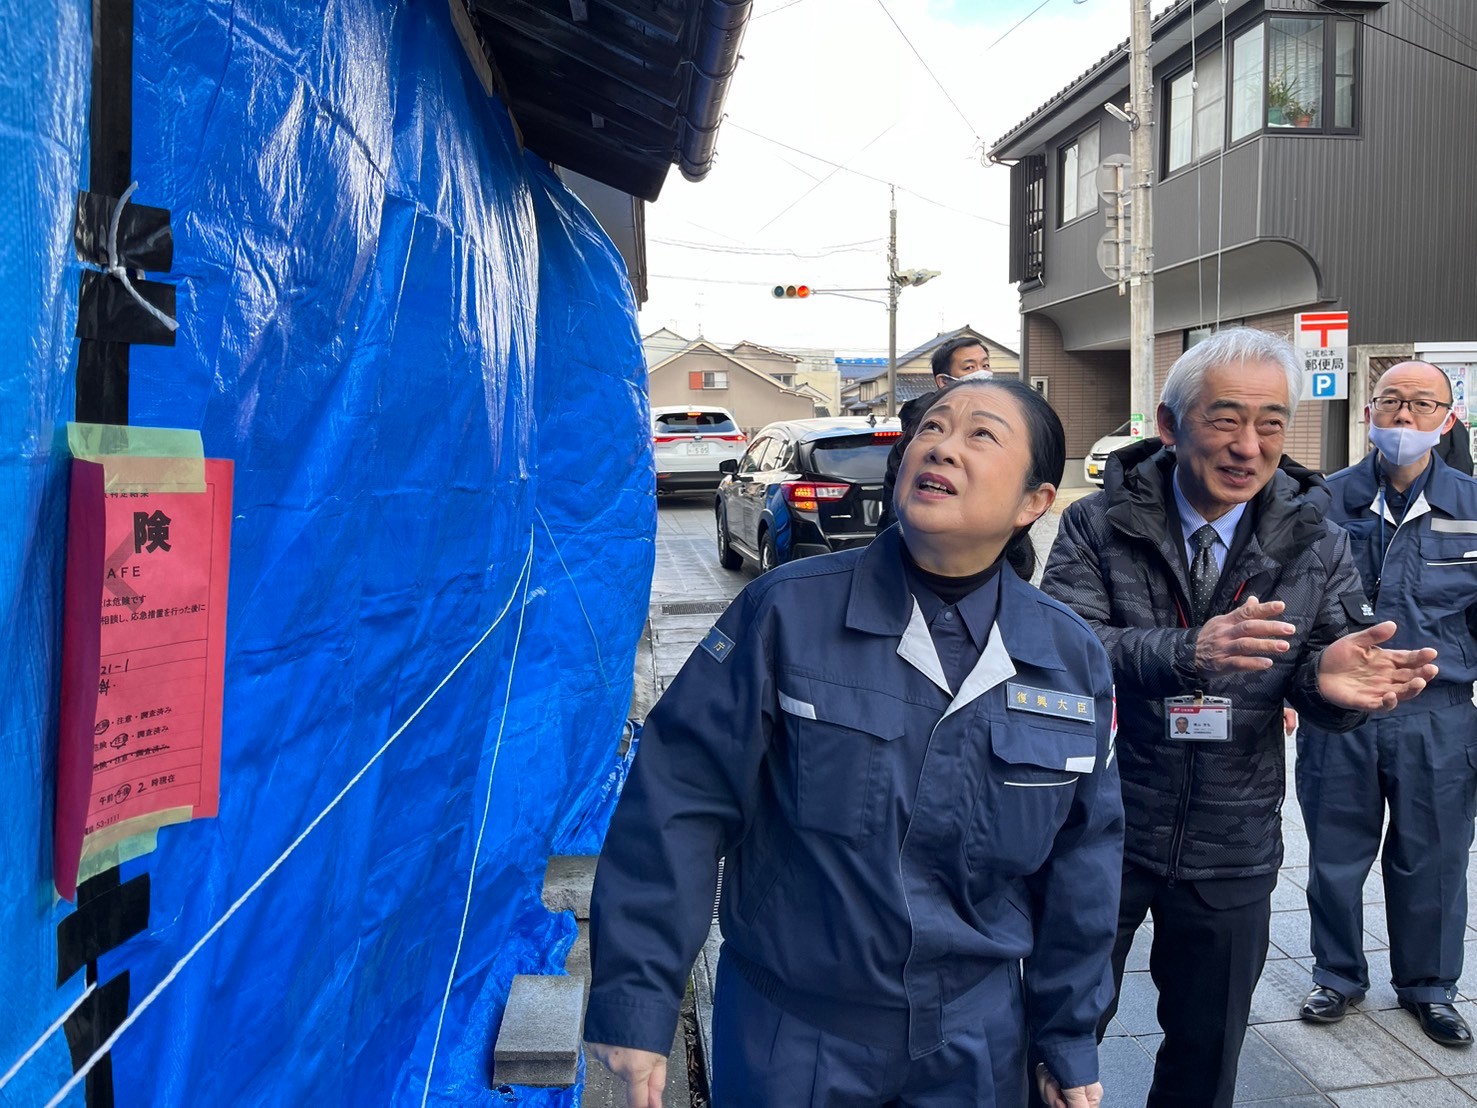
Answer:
[55,457,233,899]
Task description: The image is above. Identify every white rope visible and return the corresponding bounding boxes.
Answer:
[105,182,178,334]
[1191,0,1205,328]
[0,982,96,1092]
[534,507,608,688]
[43,537,536,1108]
[1216,0,1230,327]
[421,526,536,1106]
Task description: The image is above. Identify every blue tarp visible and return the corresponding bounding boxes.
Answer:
[0,0,654,1103]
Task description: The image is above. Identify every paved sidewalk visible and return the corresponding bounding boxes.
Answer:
[646,497,1477,1106]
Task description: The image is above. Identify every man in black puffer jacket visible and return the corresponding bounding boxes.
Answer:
[1041,327,1440,1108]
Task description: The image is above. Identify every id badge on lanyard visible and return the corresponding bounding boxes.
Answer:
[1164,695,1233,741]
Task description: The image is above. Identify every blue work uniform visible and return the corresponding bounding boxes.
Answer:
[1297,452,1477,1004]
[584,527,1124,1104]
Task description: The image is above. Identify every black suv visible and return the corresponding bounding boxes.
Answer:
[714,417,903,573]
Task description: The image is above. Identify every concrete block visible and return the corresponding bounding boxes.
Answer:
[492,975,586,1088]
[565,920,591,979]
[543,855,597,919]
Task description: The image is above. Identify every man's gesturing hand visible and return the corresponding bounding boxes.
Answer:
[1194,596,1297,676]
[586,1044,666,1108]
[1317,621,1439,710]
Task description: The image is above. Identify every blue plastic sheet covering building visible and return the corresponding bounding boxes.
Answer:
[0,0,655,1103]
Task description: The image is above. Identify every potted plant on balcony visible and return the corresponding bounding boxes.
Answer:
[1267,72,1299,127]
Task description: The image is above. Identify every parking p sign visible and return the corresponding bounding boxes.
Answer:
[1296,311,1349,401]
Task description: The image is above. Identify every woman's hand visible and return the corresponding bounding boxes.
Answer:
[586,1043,667,1108]
[1035,1062,1104,1108]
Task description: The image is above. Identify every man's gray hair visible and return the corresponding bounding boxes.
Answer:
[1160,327,1304,428]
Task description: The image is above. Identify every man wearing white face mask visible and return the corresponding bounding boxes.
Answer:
[878,337,992,531]
[1297,361,1477,1047]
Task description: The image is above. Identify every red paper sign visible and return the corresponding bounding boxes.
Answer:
[55,458,233,899]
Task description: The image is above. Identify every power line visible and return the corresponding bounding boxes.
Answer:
[1308,0,1477,74]
[752,0,809,19]
[874,0,983,144]
[723,119,1010,227]
[986,0,1054,52]
[1399,0,1477,55]
[756,117,903,232]
[651,236,885,258]
[650,274,792,287]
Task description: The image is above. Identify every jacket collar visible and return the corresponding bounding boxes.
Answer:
[847,526,1064,671]
[1345,449,1462,519]
[1105,439,1333,563]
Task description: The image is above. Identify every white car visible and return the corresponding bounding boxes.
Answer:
[1083,420,1135,487]
[652,405,748,492]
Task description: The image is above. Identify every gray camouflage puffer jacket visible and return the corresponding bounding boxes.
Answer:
[1041,441,1368,881]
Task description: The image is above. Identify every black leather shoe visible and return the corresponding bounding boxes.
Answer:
[1400,1000,1474,1047]
[1300,985,1356,1023]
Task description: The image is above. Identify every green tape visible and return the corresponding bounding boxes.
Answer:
[67,422,206,492]
[77,805,195,883]
[75,827,162,887]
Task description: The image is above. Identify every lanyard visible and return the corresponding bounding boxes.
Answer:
[1374,474,1422,600]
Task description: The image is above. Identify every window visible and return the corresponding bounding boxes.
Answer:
[1166,47,1225,172]
[773,373,796,387]
[654,411,738,434]
[1009,155,1046,283]
[810,435,894,482]
[1164,15,1358,154]
[739,437,773,474]
[695,370,727,389]
[1268,18,1324,128]
[1059,125,1100,224]
[1265,16,1358,133]
[1230,24,1264,142]
[1334,20,1356,128]
[1184,321,1245,350]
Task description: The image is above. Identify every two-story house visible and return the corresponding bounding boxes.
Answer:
[989,0,1477,470]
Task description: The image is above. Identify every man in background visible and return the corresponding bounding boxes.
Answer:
[1297,361,1477,1048]
[878,336,991,530]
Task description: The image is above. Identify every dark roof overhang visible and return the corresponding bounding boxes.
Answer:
[459,0,752,202]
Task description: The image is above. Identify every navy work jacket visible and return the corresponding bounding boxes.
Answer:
[1326,451,1477,693]
[585,528,1123,1088]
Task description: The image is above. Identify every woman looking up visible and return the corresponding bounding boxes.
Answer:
[585,378,1123,1108]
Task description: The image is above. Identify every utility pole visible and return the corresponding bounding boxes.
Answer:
[1128,0,1155,440]
[887,185,899,419]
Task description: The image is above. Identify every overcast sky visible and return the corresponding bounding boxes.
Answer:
[638,0,1175,357]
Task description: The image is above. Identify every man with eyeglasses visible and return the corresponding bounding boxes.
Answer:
[1297,360,1477,1048]
[1041,329,1439,1106]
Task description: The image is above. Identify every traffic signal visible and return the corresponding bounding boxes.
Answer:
[772,284,812,299]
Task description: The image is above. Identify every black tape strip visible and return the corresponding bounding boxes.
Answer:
[57,874,150,986]
[78,0,136,426]
[75,191,173,272]
[89,0,133,198]
[62,972,127,1108]
[75,867,120,907]
[75,340,130,426]
[76,270,177,346]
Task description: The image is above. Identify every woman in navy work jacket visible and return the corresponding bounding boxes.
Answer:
[585,378,1124,1107]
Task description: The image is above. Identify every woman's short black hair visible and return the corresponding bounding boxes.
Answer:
[900,376,1065,579]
